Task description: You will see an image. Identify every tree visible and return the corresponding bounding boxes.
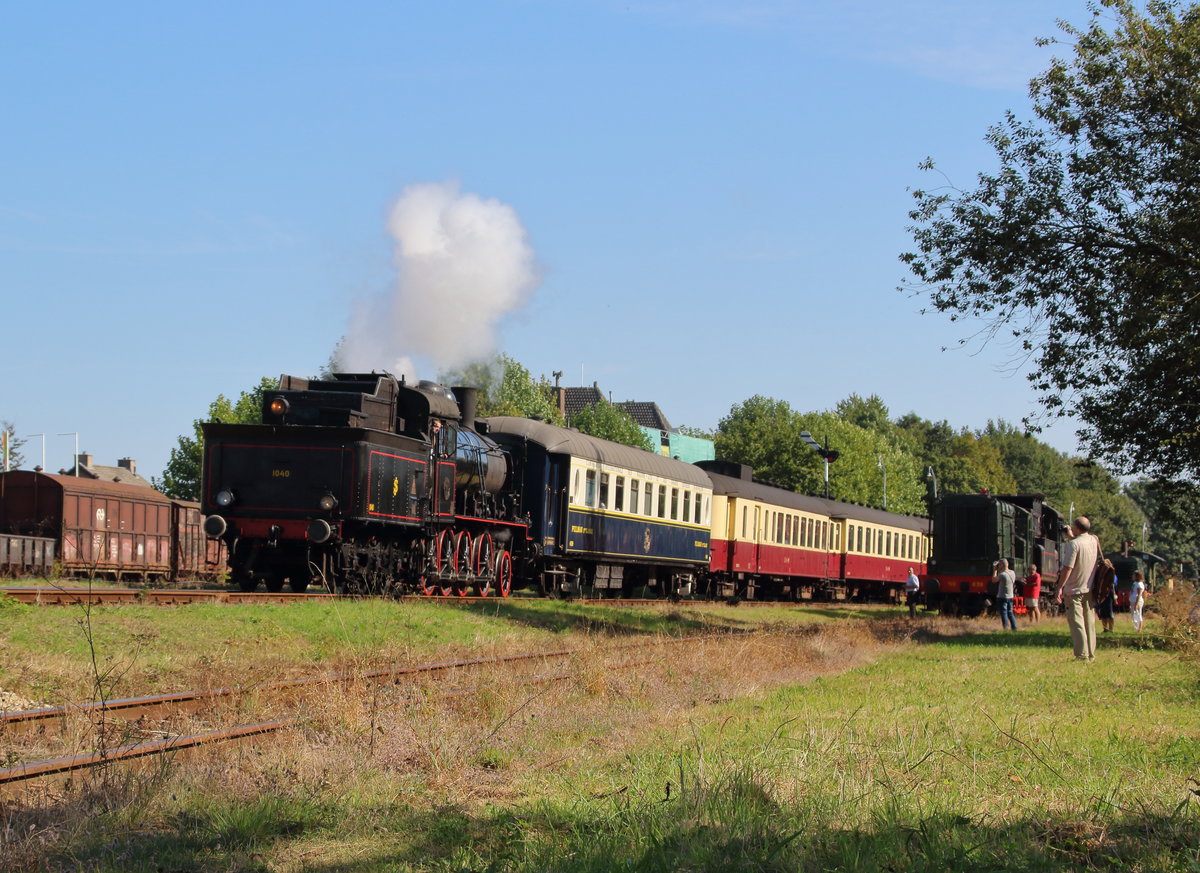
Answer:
[1,421,25,471]
[902,0,1200,479]
[1125,478,1200,568]
[153,378,276,500]
[983,420,1076,507]
[937,434,1019,497]
[835,394,892,434]
[715,396,812,492]
[715,396,926,514]
[1064,460,1149,553]
[439,354,564,424]
[571,398,654,451]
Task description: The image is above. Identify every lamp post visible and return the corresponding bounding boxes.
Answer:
[877,455,887,510]
[58,432,79,475]
[925,466,938,502]
[799,431,839,499]
[1141,519,1148,552]
[27,434,45,471]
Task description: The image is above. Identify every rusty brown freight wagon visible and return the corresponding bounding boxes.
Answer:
[0,471,220,584]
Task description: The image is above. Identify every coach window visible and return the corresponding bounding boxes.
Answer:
[658,486,667,519]
[774,513,782,543]
[585,470,597,507]
[742,506,748,538]
[615,476,625,512]
[644,483,654,517]
[599,473,610,509]
[682,490,691,524]
[630,479,640,515]
[695,495,704,525]
[573,470,581,504]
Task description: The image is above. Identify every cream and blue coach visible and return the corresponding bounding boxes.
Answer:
[482,417,711,597]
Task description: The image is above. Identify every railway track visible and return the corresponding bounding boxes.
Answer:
[0,587,817,607]
[0,636,712,788]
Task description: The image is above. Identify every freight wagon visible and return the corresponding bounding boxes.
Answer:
[0,471,223,583]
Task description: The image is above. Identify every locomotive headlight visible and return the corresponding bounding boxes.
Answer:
[268,396,290,417]
[216,489,236,507]
[318,492,338,511]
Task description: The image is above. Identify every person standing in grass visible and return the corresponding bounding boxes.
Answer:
[1055,516,1099,661]
[1023,564,1042,625]
[1097,571,1117,633]
[1130,570,1147,632]
[905,567,920,618]
[992,559,1017,631]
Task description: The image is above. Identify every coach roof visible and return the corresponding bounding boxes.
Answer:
[705,470,929,533]
[482,417,711,488]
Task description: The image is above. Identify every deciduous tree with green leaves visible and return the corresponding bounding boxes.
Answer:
[439,354,564,424]
[902,0,1200,479]
[1125,478,1200,568]
[715,396,926,514]
[570,398,654,451]
[153,378,276,500]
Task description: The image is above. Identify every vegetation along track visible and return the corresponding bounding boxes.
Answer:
[0,587,827,607]
[0,634,722,789]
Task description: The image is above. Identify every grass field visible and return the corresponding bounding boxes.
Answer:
[1,593,1197,872]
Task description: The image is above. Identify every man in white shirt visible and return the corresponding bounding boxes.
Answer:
[1055,516,1100,661]
[905,567,920,618]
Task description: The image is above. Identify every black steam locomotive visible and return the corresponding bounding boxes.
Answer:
[201,373,522,595]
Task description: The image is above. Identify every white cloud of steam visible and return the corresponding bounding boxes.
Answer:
[338,182,540,381]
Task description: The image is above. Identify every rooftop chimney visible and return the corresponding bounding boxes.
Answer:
[118,458,136,474]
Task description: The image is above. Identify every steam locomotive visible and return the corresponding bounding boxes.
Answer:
[202,373,517,594]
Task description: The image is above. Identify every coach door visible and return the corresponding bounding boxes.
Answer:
[751,506,761,573]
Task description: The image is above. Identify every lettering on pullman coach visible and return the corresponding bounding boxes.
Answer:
[571,525,593,535]
[272,469,291,478]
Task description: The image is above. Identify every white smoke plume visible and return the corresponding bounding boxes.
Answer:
[337,181,540,380]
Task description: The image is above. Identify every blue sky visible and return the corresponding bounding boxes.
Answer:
[2,0,1098,479]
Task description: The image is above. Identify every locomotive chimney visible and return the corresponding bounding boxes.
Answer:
[452,386,478,431]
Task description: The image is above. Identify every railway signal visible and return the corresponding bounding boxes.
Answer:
[798,431,838,499]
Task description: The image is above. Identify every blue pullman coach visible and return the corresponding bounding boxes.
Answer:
[483,418,711,597]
